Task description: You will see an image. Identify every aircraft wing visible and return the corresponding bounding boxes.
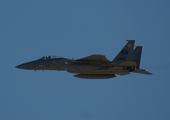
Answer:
[76,54,111,63]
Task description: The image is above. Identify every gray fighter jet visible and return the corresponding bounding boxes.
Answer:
[16,40,152,79]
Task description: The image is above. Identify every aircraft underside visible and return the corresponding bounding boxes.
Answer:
[67,69,129,75]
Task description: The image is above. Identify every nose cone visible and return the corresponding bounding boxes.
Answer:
[16,63,32,69]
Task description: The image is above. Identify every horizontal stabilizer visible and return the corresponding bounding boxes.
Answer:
[133,69,152,75]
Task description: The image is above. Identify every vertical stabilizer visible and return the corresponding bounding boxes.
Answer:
[112,40,135,62]
[133,46,142,69]
[132,46,152,75]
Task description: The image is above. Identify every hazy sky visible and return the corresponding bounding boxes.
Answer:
[1,0,170,120]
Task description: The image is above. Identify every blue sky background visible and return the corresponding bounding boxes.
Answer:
[1,0,170,120]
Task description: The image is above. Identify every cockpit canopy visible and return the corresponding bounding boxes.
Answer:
[41,56,57,60]
[40,56,71,61]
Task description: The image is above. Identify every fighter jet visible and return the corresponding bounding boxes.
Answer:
[16,40,152,79]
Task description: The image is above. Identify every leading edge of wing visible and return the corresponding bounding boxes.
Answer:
[76,54,111,63]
